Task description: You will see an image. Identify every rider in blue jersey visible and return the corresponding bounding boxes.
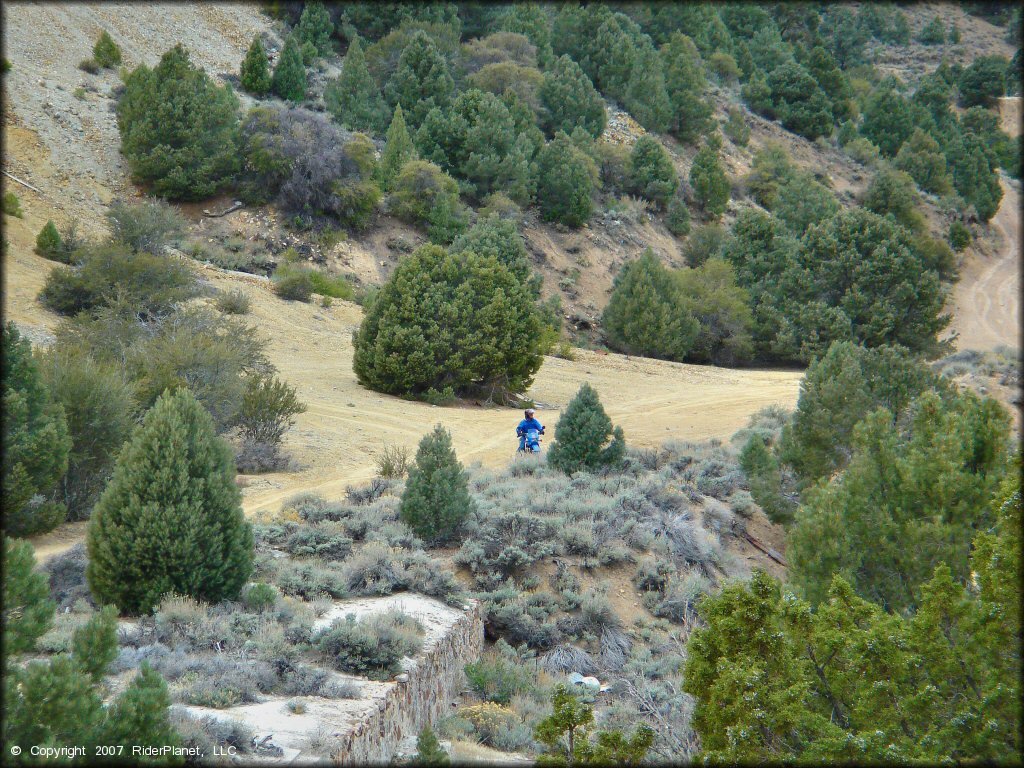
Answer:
[516,408,545,452]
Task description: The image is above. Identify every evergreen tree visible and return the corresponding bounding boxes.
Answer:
[240,35,271,96]
[377,105,416,189]
[353,245,544,402]
[547,383,625,475]
[71,606,118,683]
[400,425,475,544]
[602,249,699,361]
[272,35,307,103]
[117,44,240,200]
[947,130,1003,222]
[741,67,774,115]
[2,323,70,537]
[2,537,54,655]
[534,683,594,763]
[623,47,672,133]
[675,258,755,366]
[415,724,449,766]
[34,220,62,259]
[660,33,713,143]
[627,136,678,209]
[689,142,730,218]
[665,192,691,237]
[296,0,334,57]
[739,434,794,524]
[775,171,840,236]
[894,128,952,195]
[958,55,1008,107]
[766,61,834,141]
[385,31,454,129]
[860,85,917,158]
[498,3,555,70]
[86,388,254,615]
[536,133,595,227]
[539,55,606,139]
[450,214,536,292]
[100,663,180,752]
[324,35,387,133]
[92,31,122,69]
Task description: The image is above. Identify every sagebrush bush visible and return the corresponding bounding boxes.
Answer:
[464,640,534,704]
[272,263,315,302]
[216,289,251,314]
[106,199,185,254]
[315,611,424,680]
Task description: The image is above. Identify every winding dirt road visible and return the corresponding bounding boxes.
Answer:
[947,177,1021,352]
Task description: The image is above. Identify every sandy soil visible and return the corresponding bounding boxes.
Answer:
[947,177,1021,352]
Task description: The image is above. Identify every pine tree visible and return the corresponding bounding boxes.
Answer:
[324,35,386,133]
[547,383,625,475]
[661,33,713,143]
[2,537,54,654]
[627,136,678,209]
[100,663,180,752]
[538,55,606,139]
[895,128,951,195]
[240,35,271,96]
[117,44,240,200]
[296,0,334,57]
[71,606,119,683]
[2,323,70,537]
[86,388,254,615]
[415,723,450,766]
[536,133,595,227]
[272,35,307,103]
[534,684,594,763]
[385,31,454,129]
[602,248,699,361]
[689,142,730,218]
[400,425,475,544]
[377,105,416,189]
[34,220,62,259]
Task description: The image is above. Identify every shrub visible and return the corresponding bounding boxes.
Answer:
[377,105,417,190]
[539,54,606,139]
[242,583,278,612]
[216,289,251,314]
[78,58,100,74]
[240,35,271,96]
[2,324,71,536]
[272,263,314,301]
[36,347,137,520]
[458,702,522,748]
[416,723,450,765]
[775,172,840,237]
[675,258,755,365]
[548,384,625,475]
[117,44,240,200]
[92,31,122,68]
[3,191,23,217]
[948,220,971,252]
[353,244,544,402]
[375,443,410,479]
[666,194,691,237]
[536,133,596,227]
[464,641,534,705]
[39,243,198,318]
[35,220,63,259]
[722,106,750,146]
[689,141,729,218]
[400,425,475,544]
[106,199,185,254]
[628,136,678,209]
[309,270,355,300]
[272,35,307,103]
[958,55,1009,108]
[389,160,460,225]
[450,214,536,291]
[236,373,305,448]
[86,389,254,615]
[862,167,925,233]
[315,611,424,679]
[683,223,725,267]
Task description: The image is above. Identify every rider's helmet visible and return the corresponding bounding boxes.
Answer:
[524,408,536,418]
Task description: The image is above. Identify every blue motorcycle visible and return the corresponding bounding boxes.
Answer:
[517,427,544,454]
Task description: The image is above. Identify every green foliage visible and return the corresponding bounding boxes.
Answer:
[790,389,1010,612]
[325,36,387,133]
[895,128,952,195]
[354,244,544,402]
[536,133,595,227]
[675,258,754,365]
[739,434,794,524]
[547,383,625,475]
[765,61,834,141]
[315,611,423,680]
[86,388,254,615]
[3,191,23,217]
[71,606,118,682]
[106,198,185,254]
[272,35,307,103]
[917,15,946,45]
[385,30,454,129]
[781,342,946,488]
[464,640,534,705]
[947,129,1003,222]
[745,141,794,209]
[117,44,240,200]
[660,33,713,143]
[36,348,136,521]
[860,84,918,158]
[602,249,699,361]
[774,172,839,236]
[958,55,1009,108]
[450,215,536,292]
[627,136,677,209]
[400,425,475,544]
[415,723,449,765]
[689,142,729,218]
[862,166,925,232]
[92,30,122,68]
[296,1,333,56]
[377,105,416,189]
[242,582,278,612]
[948,220,971,252]
[237,373,306,447]
[39,243,198,318]
[240,35,272,96]
[539,55,606,139]
[35,220,63,259]
[3,537,54,654]
[2,323,70,537]
[722,106,750,147]
[389,160,459,224]
[683,223,725,267]
[665,193,690,237]
[272,262,313,301]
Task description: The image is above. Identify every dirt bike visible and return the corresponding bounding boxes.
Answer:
[517,427,544,454]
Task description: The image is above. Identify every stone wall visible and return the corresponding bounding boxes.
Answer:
[332,601,485,765]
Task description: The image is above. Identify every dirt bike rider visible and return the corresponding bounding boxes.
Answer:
[516,408,545,452]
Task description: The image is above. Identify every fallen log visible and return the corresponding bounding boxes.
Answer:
[741,531,787,567]
[3,169,41,194]
[202,200,243,217]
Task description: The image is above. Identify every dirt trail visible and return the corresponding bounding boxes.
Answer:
[947,177,1021,352]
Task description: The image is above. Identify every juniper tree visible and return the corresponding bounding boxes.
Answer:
[86,388,253,615]
[547,383,625,475]
[240,35,271,96]
[538,55,606,139]
[536,133,595,227]
[689,142,730,218]
[325,35,387,133]
[2,323,70,536]
[400,425,475,544]
[92,30,122,69]
[34,220,62,259]
[415,724,449,766]
[296,0,334,57]
[117,44,240,200]
[661,33,713,143]
[375,105,416,189]
[271,35,306,103]
[627,136,678,209]
[2,537,54,655]
[385,31,454,129]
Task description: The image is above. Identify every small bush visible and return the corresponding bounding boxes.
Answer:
[309,270,355,300]
[35,220,63,259]
[4,191,24,217]
[242,583,279,612]
[106,199,185,254]
[272,263,315,301]
[949,220,971,252]
[375,443,410,479]
[79,58,100,74]
[93,31,122,68]
[457,702,522,748]
[683,223,725,267]
[235,439,289,474]
[315,611,424,680]
[216,289,251,314]
[464,641,534,705]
